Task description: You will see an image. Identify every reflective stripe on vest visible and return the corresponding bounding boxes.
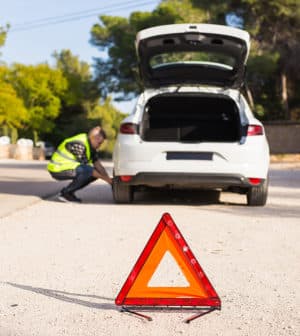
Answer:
[47,133,92,173]
[55,149,79,162]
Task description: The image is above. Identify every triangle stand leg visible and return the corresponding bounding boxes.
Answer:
[184,308,217,324]
[120,306,153,321]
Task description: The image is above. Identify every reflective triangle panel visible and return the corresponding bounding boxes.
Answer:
[115,213,221,307]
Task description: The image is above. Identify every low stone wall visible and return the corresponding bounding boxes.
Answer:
[0,145,44,160]
[0,144,10,159]
[264,122,300,154]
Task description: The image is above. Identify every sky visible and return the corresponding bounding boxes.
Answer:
[0,0,161,113]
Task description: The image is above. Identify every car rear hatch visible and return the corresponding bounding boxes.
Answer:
[136,23,250,89]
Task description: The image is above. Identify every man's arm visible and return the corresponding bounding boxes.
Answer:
[65,141,88,164]
[93,159,112,185]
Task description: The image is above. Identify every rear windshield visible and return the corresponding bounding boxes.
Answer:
[150,51,235,70]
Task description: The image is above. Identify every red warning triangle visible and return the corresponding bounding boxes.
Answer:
[115,213,221,308]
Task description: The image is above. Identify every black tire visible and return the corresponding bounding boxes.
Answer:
[210,190,221,203]
[247,176,268,206]
[112,178,133,204]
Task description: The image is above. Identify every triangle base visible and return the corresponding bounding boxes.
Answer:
[121,297,221,307]
[120,305,220,323]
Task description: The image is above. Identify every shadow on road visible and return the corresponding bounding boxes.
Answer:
[0,161,63,199]
[0,180,64,198]
[0,163,48,170]
[269,169,300,189]
[46,184,225,206]
[134,189,223,206]
[5,282,117,311]
[2,162,299,219]
[73,183,300,218]
[213,202,300,219]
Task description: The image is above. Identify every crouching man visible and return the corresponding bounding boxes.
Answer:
[47,126,112,203]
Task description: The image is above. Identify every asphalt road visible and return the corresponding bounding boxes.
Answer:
[0,159,299,336]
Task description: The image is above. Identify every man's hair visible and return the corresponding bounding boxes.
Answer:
[89,126,107,139]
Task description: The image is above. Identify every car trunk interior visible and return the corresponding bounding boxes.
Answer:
[141,94,242,142]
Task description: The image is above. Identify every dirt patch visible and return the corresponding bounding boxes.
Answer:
[270,154,300,163]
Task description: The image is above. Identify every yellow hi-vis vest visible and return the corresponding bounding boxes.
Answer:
[47,133,92,173]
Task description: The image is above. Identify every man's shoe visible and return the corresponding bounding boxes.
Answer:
[57,192,82,203]
[69,193,82,203]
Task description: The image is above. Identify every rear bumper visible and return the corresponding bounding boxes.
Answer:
[119,172,264,189]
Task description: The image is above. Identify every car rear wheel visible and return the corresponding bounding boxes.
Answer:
[113,178,134,203]
[247,177,268,206]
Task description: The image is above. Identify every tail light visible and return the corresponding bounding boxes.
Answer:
[249,178,262,185]
[120,123,138,134]
[247,125,263,136]
[120,175,133,182]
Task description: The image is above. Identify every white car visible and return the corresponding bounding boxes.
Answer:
[113,23,270,206]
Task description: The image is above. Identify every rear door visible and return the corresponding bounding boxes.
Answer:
[136,23,250,89]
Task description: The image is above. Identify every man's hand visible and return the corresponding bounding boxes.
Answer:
[106,177,113,185]
[93,160,112,185]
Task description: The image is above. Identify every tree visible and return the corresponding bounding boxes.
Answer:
[87,97,126,156]
[90,2,185,99]
[0,66,29,134]
[50,49,102,143]
[0,25,9,55]
[54,49,99,108]
[190,0,231,23]
[246,51,281,119]
[226,0,300,119]
[8,63,67,143]
[193,0,300,120]
[50,50,125,155]
[0,27,28,141]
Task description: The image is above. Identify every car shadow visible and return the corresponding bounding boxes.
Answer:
[9,178,296,219]
[46,182,300,219]
[66,184,236,206]
[134,189,222,206]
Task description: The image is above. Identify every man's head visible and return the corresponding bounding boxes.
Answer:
[88,126,107,149]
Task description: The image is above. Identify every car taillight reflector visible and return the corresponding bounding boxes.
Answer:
[247,125,263,136]
[120,123,137,134]
[249,178,262,185]
[120,175,133,182]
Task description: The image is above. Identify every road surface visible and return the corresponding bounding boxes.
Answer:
[0,160,299,335]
